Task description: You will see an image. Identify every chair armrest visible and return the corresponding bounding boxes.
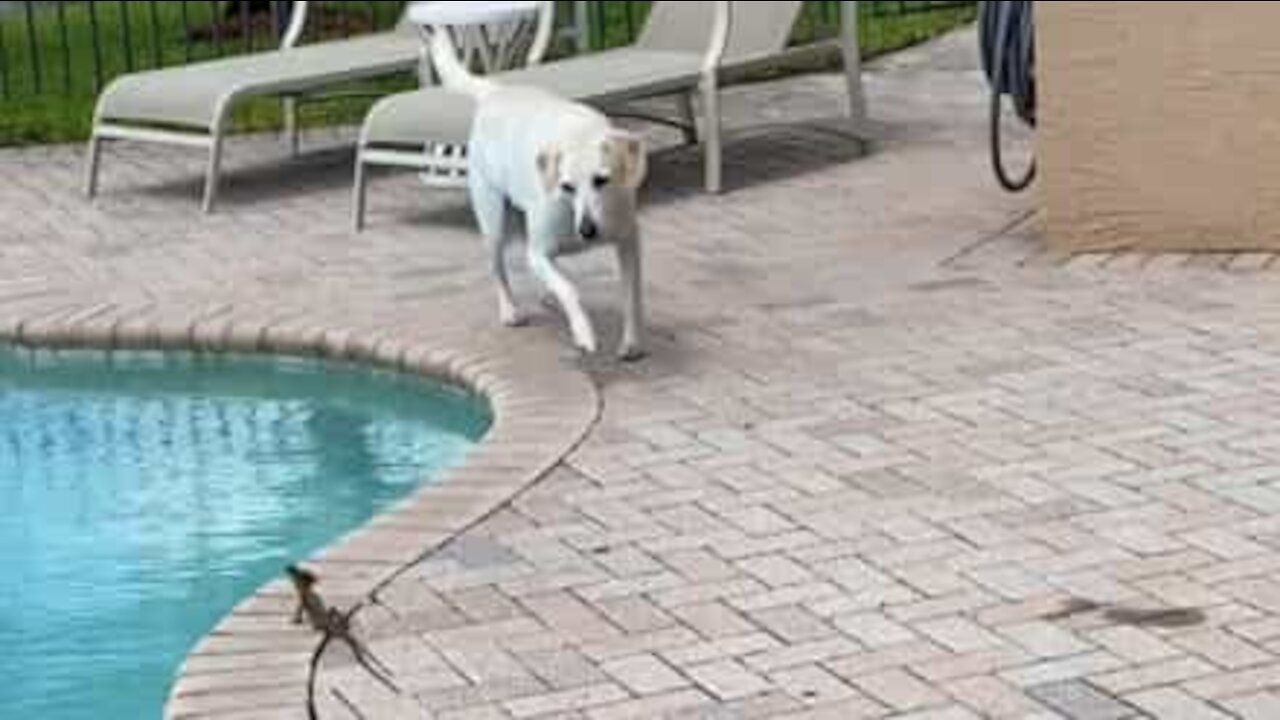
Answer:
[280,1,310,50]
[703,1,733,74]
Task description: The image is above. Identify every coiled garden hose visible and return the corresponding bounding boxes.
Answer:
[979,0,1036,192]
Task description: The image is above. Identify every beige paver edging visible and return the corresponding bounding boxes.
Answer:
[0,306,600,720]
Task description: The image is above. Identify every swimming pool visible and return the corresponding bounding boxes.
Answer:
[0,346,490,719]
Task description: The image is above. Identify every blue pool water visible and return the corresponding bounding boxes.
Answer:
[0,346,490,719]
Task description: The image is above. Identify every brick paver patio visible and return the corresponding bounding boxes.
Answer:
[8,27,1280,720]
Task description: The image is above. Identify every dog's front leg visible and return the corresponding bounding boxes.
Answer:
[616,237,646,361]
[528,250,597,355]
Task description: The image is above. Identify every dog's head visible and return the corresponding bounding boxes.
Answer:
[286,565,318,588]
[537,130,647,242]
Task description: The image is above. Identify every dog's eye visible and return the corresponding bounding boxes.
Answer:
[593,175,611,189]
[560,183,576,195]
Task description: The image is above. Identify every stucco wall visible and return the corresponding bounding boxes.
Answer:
[1039,1,1280,251]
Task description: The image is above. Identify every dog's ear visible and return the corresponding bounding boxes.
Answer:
[609,133,648,189]
[536,147,562,194]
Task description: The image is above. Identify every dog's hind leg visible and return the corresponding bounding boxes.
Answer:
[472,180,524,327]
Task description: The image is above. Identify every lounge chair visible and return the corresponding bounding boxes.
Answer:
[353,1,867,231]
[84,0,426,213]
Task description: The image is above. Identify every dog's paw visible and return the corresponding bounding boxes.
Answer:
[572,330,599,355]
[617,343,647,363]
[500,307,528,328]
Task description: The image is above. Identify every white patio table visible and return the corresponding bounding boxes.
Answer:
[406,1,553,186]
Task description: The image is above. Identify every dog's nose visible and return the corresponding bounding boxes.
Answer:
[579,217,599,241]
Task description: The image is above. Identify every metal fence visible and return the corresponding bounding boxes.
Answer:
[0,1,973,101]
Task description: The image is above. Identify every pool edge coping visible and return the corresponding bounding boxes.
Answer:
[0,308,600,720]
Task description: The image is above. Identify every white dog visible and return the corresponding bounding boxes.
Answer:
[430,30,649,360]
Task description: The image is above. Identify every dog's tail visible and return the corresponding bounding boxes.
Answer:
[429,30,495,99]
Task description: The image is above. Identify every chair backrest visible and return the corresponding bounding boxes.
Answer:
[637,0,804,65]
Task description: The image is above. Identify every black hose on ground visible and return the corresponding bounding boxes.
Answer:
[979,0,1036,192]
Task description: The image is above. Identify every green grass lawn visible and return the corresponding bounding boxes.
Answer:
[0,1,974,147]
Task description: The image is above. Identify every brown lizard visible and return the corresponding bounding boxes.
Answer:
[287,564,398,710]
